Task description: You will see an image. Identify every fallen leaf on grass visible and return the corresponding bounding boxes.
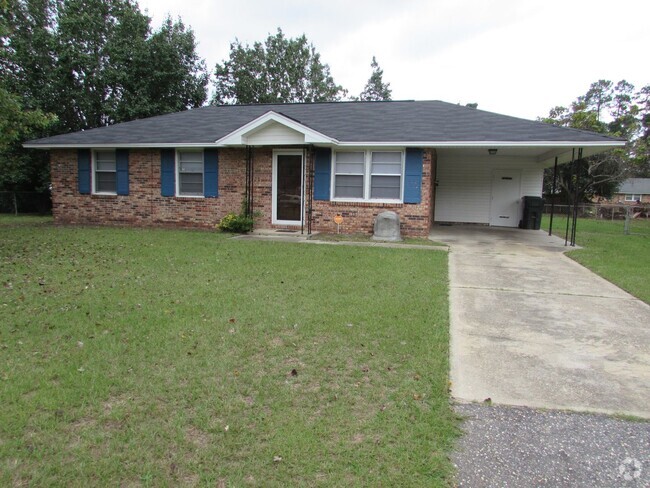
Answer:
[290,369,298,377]
[273,455,282,463]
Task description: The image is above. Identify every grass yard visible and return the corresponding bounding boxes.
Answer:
[543,215,650,304]
[0,216,457,487]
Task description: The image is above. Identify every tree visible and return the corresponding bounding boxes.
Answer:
[358,56,391,101]
[540,79,650,202]
[212,28,346,104]
[0,87,56,191]
[2,0,208,132]
[0,0,208,191]
[108,16,209,123]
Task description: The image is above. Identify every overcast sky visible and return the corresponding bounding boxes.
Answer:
[137,0,649,120]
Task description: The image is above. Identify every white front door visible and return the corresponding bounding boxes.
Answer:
[490,170,521,227]
[272,150,304,225]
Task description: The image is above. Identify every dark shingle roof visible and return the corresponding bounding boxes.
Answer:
[618,178,650,194]
[25,100,623,147]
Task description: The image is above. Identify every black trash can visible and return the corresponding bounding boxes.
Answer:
[521,196,544,230]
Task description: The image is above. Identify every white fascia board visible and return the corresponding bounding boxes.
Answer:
[25,139,625,151]
[333,140,626,148]
[214,111,337,145]
[23,142,210,149]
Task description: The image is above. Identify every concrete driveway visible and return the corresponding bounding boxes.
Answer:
[431,225,650,418]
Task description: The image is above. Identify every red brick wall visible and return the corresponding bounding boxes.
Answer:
[612,194,650,204]
[50,148,246,228]
[50,147,435,236]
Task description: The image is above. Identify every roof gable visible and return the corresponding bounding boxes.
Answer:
[215,111,336,146]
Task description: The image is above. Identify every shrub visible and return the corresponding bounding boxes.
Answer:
[217,213,254,233]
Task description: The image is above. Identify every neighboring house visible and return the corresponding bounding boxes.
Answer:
[612,178,650,204]
[25,101,624,236]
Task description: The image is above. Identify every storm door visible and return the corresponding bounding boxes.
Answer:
[272,151,304,224]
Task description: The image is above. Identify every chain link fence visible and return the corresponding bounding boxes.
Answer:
[543,203,650,238]
[0,191,52,215]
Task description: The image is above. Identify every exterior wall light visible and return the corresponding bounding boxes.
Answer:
[488,148,498,155]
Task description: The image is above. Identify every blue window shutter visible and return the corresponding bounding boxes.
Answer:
[116,149,129,195]
[404,148,423,204]
[77,149,91,194]
[313,147,331,201]
[204,148,218,197]
[161,149,175,197]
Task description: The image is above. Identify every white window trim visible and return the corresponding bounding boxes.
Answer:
[272,149,304,226]
[624,194,642,201]
[92,149,117,195]
[331,149,404,203]
[176,149,205,198]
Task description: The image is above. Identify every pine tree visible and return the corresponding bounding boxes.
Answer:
[358,56,392,101]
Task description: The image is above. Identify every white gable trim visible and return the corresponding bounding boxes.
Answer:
[214,111,337,146]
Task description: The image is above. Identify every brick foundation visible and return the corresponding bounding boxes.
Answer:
[50,147,434,236]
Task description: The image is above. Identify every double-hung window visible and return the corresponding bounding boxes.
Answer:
[333,150,403,201]
[370,152,402,199]
[94,150,117,194]
[624,194,642,201]
[177,150,204,197]
[334,152,365,198]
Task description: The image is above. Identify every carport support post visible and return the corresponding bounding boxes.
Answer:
[565,149,575,246]
[549,157,558,236]
[570,148,583,246]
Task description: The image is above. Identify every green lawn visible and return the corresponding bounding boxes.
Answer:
[543,215,650,304]
[0,216,457,487]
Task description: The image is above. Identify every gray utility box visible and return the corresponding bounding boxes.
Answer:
[520,196,544,230]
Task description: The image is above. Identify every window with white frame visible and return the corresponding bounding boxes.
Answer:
[334,152,365,198]
[333,150,403,201]
[177,150,204,197]
[94,150,116,194]
[370,151,402,199]
[624,194,642,201]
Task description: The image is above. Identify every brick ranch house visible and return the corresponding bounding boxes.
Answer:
[610,178,650,204]
[25,101,624,236]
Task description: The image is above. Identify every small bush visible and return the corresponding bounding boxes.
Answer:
[217,213,254,233]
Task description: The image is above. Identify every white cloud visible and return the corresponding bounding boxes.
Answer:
[137,0,649,119]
